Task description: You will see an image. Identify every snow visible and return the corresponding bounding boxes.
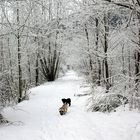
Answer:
[0,71,140,140]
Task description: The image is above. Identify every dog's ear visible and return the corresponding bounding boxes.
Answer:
[62,98,66,104]
[67,98,71,101]
[61,98,65,103]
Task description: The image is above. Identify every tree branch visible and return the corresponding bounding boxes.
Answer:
[103,0,137,12]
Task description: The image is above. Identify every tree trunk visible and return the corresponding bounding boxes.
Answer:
[85,24,93,72]
[134,13,140,91]
[95,18,101,86]
[16,1,22,103]
[35,53,39,86]
[27,51,31,85]
[104,14,110,92]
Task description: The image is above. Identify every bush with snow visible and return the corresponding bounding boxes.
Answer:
[87,89,128,112]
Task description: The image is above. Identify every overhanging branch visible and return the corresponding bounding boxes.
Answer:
[103,0,139,13]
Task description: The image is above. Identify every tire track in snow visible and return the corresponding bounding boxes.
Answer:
[39,100,53,140]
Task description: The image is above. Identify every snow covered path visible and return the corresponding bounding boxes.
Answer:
[0,71,140,140]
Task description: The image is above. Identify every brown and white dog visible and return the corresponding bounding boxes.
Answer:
[59,103,68,115]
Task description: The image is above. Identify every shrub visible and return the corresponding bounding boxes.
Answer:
[87,92,128,112]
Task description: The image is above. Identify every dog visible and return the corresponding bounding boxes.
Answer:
[59,103,68,115]
[62,98,71,106]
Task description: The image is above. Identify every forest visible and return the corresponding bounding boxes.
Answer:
[0,0,140,126]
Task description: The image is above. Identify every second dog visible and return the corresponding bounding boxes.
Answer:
[61,98,71,106]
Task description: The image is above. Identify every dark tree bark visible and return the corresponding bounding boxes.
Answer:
[27,51,31,85]
[134,13,140,91]
[35,53,39,86]
[16,2,22,103]
[104,14,110,92]
[95,18,101,86]
[85,24,93,71]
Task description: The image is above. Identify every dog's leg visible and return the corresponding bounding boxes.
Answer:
[69,101,71,106]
